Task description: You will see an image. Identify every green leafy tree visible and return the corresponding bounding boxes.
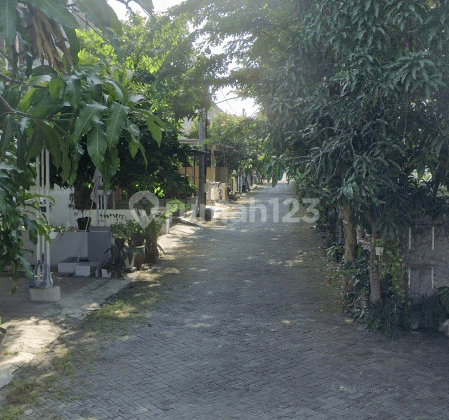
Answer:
[0,0,160,280]
[299,0,448,301]
[78,12,220,121]
[74,12,217,199]
[258,0,449,303]
[173,0,449,305]
[204,113,266,175]
[68,11,215,263]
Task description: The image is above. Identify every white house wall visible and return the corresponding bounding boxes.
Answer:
[37,186,142,228]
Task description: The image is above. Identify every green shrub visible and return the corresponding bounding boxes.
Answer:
[338,245,449,337]
[340,249,371,322]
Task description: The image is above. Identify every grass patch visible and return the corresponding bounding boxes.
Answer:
[3,378,40,406]
[82,279,161,337]
[1,351,77,410]
[0,406,24,420]
[52,349,76,376]
[0,350,19,357]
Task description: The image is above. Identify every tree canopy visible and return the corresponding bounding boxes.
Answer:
[71,11,217,199]
[197,112,267,175]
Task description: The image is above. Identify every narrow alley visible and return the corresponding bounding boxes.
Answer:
[3,182,449,420]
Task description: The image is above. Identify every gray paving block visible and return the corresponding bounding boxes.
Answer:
[2,183,449,420]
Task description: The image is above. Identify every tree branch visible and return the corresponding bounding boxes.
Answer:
[0,95,32,118]
[0,72,14,84]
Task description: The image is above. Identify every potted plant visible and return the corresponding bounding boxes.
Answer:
[101,245,125,278]
[109,218,145,271]
[48,228,59,240]
[69,180,93,231]
[122,247,136,270]
[48,223,73,240]
[106,200,186,269]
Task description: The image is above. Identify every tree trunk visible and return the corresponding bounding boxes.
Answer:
[144,230,159,265]
[325,204,339,248]
[369,242,381,304]
[340,202,357,263]
[367,218,381,304]
[340,202,357,292]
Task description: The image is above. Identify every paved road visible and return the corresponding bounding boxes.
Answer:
[6,182,449,419]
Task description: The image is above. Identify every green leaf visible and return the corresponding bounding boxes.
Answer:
[128,138,140,158]
[374,1,379,17]
[104,79,124,102]
[125,131,147,164]
[0,0,18,47]
[133,0,153,13]
[342,184,354,199]
[106,102,129,147]
[73,102,107,142]
[15,255,33,281]
[147,116,163,146]
[64,27,80,66]
[27,0,78,29]
[49,77,65,98]
[75,0,122,35]
[66,76,82,107]
[126,122,140,139]
[26,127,44,162]
[0,162,19,172]
[0,192,13,214]
[26,88,63,118]
[0,115,16,155]
[102,147,120,189]
[18,88,38,111]
[30,95,63,118]
[107,33,124,62]
[87,121,107,168]
[32,120,64,168]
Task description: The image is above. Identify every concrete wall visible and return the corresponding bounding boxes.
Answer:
[31,185,114,229]
[42,185,76,228]
[31,186,172,230]
[217,167,228,183]
[206,182,227,203]
[23,231,89,265]
[179,166,227,188]
[405,225,449,298]
[22,192,178,267]
[23,186,196,268]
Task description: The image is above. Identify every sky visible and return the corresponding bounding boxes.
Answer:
[107,0,259,117]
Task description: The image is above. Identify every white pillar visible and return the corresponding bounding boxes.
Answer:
[35,149,51,283]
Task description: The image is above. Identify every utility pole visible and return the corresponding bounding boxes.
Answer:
[198,109,206,219]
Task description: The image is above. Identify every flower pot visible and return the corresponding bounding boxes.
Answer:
[101,269,111,278]
[124,254,136,270]
[77,217,91,231]
[49,231,58,240]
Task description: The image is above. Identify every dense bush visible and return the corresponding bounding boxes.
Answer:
[334,247,449,337]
